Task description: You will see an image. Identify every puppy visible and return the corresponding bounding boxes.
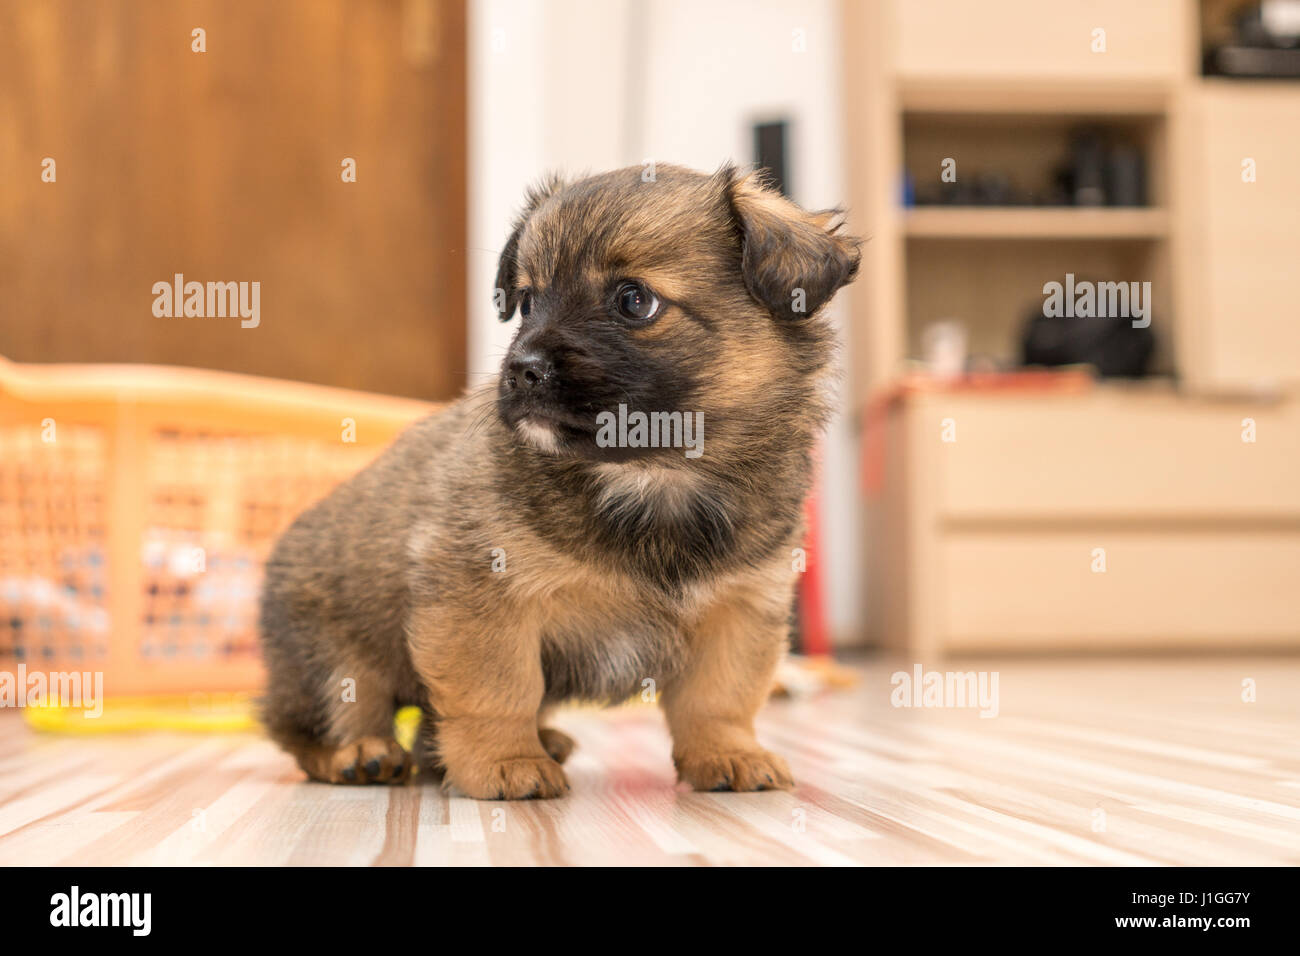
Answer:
[258,163,860,798]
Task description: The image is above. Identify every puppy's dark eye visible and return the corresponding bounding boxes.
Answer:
[519,290,533,317]
[614,281,660,323]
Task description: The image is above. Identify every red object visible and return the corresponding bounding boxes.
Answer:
[798,458,831,656]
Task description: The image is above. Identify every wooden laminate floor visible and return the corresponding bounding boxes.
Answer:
[1,655,1298,866]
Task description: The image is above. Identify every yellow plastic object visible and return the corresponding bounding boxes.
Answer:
[25,696,423,747]
[394,705,421,751]
[22,692,258,734]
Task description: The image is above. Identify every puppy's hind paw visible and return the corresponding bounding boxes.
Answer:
[538,726,576,764]
[305,736,413,785]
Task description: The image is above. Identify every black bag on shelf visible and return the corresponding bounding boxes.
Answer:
[1020,302,1155,378]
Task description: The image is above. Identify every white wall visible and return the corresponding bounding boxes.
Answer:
[467,0,864,645]
[468,0,634,381]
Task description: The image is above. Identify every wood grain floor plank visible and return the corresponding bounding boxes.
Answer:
[0,655,1296,865]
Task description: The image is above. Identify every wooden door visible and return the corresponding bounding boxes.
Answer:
[0,0,467,401]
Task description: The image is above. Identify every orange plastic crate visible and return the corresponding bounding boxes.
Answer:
[0,357,433,696]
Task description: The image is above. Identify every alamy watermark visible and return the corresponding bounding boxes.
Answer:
[152,273,260,328]
[0,665,103,718]
[50,886,150,936]
[595,404,703,459]
[1042,273,1151,328]
[890,665,999,718]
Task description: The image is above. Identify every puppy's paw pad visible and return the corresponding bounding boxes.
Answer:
[452,756,570,800]
[323,737,412,785]
[676,749,794,793]
[538,727,576,765]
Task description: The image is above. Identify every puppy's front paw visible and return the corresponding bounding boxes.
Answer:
[449,756,570,800]
[676,749,794,792]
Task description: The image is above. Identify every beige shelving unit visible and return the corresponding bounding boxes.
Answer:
[842,0,1300,656]
[901,207,1169,240]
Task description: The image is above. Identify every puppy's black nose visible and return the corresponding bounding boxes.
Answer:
[507,353,553,391]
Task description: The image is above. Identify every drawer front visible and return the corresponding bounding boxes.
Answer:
[893,0,1186,80]
[916,392,1300,519]
[942,532,1300,649]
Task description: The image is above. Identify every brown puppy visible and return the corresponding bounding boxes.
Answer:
[258,163,860,798]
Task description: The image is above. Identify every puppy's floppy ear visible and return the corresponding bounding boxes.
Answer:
[494,173,566,321]
[720,165,862,321]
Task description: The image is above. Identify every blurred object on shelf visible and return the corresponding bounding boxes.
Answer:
[1263,0,1300,38]
[1069,130,1108,206]
[922,320,969,380]
[912,125,1147,207]
[1107,144,1146,207]
[1058,129,1147,207]
[1019,285,1156,379]
[1205,0,1300,75]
